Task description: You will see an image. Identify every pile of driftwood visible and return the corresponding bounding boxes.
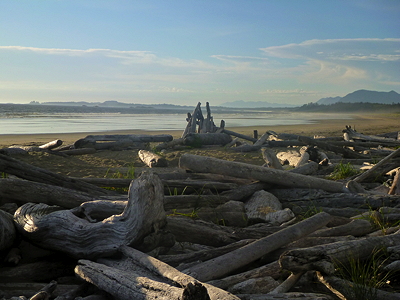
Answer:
[1,105,400,299]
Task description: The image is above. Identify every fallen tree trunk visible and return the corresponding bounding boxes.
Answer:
[13,171,167,259]
[183,212,332,282]
[179,154,348,193]
[222,129,257,143]
[184,133,232,147]
[0,153,112,196]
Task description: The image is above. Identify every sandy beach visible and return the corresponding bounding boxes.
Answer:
[0,113,398,148]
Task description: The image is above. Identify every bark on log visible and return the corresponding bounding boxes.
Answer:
[0,153,112,196]
[183,212,332,282]
[280,233,400,274]
[179,154,348,193]
[13,171,167,259]
[0,178,94,208]
[138,149,168,167]
[0,209,16,251]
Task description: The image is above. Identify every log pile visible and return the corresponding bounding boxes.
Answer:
[1,106,400,299]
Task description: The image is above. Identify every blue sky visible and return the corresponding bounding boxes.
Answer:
[0,0,399,106]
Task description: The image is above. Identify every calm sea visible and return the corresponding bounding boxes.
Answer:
[0,110,352,135]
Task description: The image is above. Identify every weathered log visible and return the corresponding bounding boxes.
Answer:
[231,144,261,152]
[159,239,255,268]
[39,139,63,150]
[253,132,270,147]
[269,272,304,294]
[183,212,332,282]
[289,161,319,175]
[138,149,168,167]
[237,292,336,300]
[75,246,240,300]
[0,153,112,196]
[59,147,97,155]
[166,216,239,247]
[75,134,173,144]
[222,129,257,143]
[164,195,229,210]
[298,136,369,159]
[317,272,400,300]
[220,182,271,202]
[389,171,400,195]
[343,125,400,144]
[184,133,232,147]
[354,147,400,183]
[207,260,281,290]
[261,148,283,169]
[280,233,400,274]
[0,282,82,299]
[0,209,16,251]
[154,137,185,151]
[13,171,167,259]
[310,219,375,237]
[182,102,203,138]
[179,154,348,193]
[276,150,301,166]
[0,178,94,208]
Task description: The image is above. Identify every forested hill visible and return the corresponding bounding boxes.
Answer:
[295,101,400,113]
[316,90,400,105]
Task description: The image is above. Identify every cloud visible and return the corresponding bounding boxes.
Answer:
[259,38,400,84]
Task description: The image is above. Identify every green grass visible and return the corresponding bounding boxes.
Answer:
[329,162,359,180]
[103,165,136,192]
[334,248,394,300]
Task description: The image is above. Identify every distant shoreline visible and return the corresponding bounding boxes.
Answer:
[1,113,398,148]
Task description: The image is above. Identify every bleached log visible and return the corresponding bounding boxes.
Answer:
[261,148,283,170]
[138,149,168,167]
[179,154,348,193]
[0,178,94,208]
[0,210,16,251]
[75,134,172,145]
[183,212,332,282]
[280,233,400,274]
[182,102,203,138]
[13,172,167,259]
[0,153,112,196]
[220,182,271,202]
[276,150,301,166]
[39,139,63,150]
[389,168,400,195]
[289,161,319,175]
[269,272,304,295]
[295,152,310,168]
[343,125,400,143]
[317,272,400,300]
[253,132,270,147]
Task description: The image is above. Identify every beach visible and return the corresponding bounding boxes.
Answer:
[0,113,398,148]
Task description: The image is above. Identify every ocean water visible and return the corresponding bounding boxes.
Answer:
[0,110,352,135]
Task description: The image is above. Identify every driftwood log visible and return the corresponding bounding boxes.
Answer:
[138,149,168,167]
[0,209,16,251]
[184,132,232,147]
[0,153,112,196]
[13,172,168,259]
[179,154,348,193]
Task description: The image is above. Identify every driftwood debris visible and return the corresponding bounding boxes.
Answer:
[138,149,168,167]
[2,116,400,299]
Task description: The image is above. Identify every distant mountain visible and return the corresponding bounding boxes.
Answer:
[220,100,296,108]
[316,90,400,105]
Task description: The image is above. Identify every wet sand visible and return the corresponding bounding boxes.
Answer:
[0,113,398,147]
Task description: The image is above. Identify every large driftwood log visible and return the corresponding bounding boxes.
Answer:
[183,212,332,282]
[13,172,167,259]
[0,178,94,208]
[0,153,112,196]
[343,126,400,144]
[179,154,348,193]
[261,148,283,169]
[74,134,173,148]
[138,149,168,167]
[222,129,257,143]
[75,246,240,300]
[280,233,400,274]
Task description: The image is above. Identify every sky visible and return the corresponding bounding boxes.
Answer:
[0,0,399,106]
